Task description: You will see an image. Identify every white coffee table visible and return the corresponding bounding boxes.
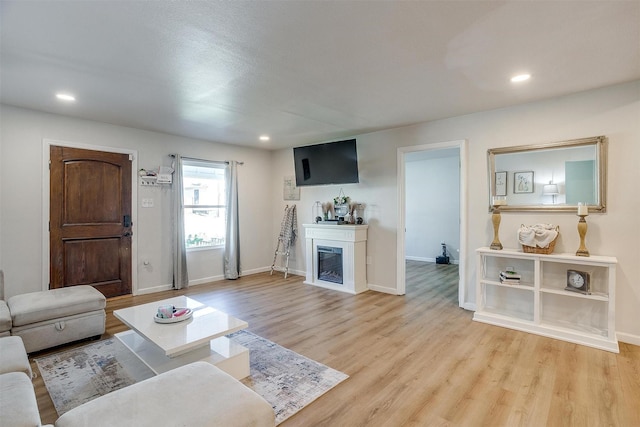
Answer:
[113,296,249,379]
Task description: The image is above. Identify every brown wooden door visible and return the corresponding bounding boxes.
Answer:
[50,146,132,298]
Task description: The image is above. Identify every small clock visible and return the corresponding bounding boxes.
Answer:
[566,269,591,294]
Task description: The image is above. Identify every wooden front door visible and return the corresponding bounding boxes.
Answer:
[50,146,132,298]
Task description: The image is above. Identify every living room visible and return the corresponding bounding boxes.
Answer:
[1,1,639,426]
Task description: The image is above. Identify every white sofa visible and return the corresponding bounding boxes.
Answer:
[0,335,275,427]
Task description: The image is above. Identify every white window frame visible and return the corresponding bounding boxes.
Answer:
[181,159,226,250]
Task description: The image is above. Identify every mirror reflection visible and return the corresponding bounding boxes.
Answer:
[488,136,607,212]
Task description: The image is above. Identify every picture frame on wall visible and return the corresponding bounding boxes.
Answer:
[283,176,300,200]
[514,171,534,194]
[495,171,507,196]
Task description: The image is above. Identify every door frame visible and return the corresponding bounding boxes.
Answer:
[396,139,470,309]
[42,139,139,294]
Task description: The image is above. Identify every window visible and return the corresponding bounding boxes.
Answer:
[182,159,226,249]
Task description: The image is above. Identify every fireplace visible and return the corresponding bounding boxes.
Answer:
[317,246,343,284]
[303,224,368,294]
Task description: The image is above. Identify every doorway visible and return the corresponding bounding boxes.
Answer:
[396,140,468,308]
[43,140,138,297]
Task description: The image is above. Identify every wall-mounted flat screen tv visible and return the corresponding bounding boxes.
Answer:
[293,139,359,186]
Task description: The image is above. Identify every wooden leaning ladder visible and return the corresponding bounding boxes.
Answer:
[270,205,297,279]
[270,236,291,279]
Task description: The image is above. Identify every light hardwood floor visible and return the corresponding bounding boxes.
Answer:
[31,261,640,426]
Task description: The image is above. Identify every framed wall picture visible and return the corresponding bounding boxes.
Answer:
[514,171,534,194]
[495,171,507,196]
[283,176,300,200]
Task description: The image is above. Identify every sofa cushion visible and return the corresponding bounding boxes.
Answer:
[7,286,105,327]
[0,336,32,377]
[0,372,43,427]
[0,300,11,333]
[55,361,275,427]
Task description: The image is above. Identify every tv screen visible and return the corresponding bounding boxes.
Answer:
[293,139,359,186]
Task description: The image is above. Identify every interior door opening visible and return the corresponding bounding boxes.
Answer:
[397,140,468,308]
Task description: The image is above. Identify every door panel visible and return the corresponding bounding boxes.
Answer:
[50,146,132,297]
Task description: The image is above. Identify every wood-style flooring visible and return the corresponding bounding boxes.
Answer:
[30,261,640,426]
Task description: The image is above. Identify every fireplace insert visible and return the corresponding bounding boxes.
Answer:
[317,246,343,284]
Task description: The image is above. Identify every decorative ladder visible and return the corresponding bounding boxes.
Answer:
[270,205,297,279]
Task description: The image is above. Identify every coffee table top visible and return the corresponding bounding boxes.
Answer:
[113,296,248,357]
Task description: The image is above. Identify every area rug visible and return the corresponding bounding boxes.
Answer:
[35,331,348,425]
[228,330,349,424]
[34,338,155,415]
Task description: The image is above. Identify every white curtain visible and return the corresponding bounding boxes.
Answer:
[224,160,240,279]
[172,154,189,289]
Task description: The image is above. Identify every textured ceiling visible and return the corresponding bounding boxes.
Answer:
[1,1,639,150]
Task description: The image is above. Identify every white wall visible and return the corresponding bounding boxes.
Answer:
[0,105,274,298]
[271,80,640,344]
[1,80,638,344]
[405,149,460,263]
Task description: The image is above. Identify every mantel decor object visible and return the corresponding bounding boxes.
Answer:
[313,201,323,223]
[576,203,590,257]
[333,189,350,220]
[490,196,505,250]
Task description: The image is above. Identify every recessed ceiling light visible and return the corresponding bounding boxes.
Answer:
[56,93,76,101]
[259,135,270,142]
[510,74,531,83]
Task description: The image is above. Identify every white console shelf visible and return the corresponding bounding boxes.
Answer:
[473,247,618,353]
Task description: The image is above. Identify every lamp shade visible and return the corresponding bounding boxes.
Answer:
[542,183,559,195]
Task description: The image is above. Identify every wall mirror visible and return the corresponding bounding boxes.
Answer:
[488,136,607,212]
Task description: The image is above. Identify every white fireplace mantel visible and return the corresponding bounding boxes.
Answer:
[303,224,368,294]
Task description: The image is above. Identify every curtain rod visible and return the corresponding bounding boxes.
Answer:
[169,154,244,165]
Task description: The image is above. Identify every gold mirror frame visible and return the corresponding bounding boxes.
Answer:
[488,136,607,213]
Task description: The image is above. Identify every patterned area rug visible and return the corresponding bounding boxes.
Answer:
[34,338,155,415]
[229,330,348,424]
[35,331,348,425]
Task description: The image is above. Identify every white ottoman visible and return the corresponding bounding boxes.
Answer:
[8,286,106,353]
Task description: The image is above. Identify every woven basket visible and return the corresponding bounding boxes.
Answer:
[520,226,559,254]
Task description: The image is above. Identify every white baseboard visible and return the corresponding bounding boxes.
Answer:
[367,283,402,295]
[405,256,459,265]
[239,266,271,276]
[135,283,173,295]
[463,302,476,311]
[617,332,640,347]
[406,256,435,262]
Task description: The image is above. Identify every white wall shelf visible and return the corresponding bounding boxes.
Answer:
[474,247,618,352]
[139,175,171,186]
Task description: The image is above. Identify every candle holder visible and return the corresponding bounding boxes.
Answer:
[576,214,590,257]
[490,205,503,250]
